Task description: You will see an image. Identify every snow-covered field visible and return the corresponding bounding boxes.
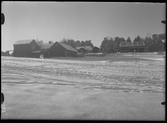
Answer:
[1,55,165,120]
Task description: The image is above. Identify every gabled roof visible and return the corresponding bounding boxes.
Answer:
[14,39,35,45]
[58,42,78,52]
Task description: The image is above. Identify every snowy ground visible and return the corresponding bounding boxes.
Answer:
[1,54,165,120]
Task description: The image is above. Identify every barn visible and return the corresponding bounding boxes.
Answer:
[44,42,78,58]
[33,41,78,58]
[119,42,146,53]
[13,39,41,57]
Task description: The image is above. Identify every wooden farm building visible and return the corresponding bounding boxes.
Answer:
[13,39,41,57]
[13,39,78,58]
[119,41,146,53]
[40,42,78,58]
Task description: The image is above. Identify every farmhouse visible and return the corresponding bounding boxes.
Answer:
[13,39,41,57]
[119,41,146,53]
[76,46,93,53]
[13,40,78,58]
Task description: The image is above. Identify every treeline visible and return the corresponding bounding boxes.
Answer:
[100,33,165,53]
[37,33,165,53]
[60,38,94,48]
[58,33,165,53]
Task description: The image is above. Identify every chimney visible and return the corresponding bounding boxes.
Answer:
[49,41,53,44]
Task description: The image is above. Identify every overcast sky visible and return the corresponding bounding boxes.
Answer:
[1,2,166,51]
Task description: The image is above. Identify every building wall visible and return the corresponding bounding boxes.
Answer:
[22,44,31,57]
[13,45,22,57]
[13,44,30,57]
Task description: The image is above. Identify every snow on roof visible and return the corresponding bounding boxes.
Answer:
[58,42,78,52]
[14,39,35,45]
